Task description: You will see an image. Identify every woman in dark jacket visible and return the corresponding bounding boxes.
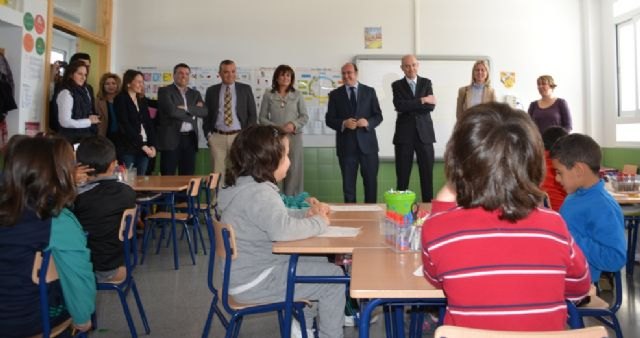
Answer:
[56,60,100,144]
[114,69,157,175]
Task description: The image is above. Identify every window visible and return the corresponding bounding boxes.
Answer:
[615,11,640,142]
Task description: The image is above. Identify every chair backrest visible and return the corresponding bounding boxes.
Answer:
[208,173,221,191]
[32,251,64,338]
[119,207,138,273]
[213,219,238,260]
[205,173,221,220]
[434,325,608,338]
[622,164,638,175]
[188,177,202,197]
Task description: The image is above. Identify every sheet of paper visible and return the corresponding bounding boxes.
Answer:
[330,205,384,212]
[317,226,361,238]
[413,265,423,277]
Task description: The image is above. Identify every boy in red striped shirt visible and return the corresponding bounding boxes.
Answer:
[422,103,591,331]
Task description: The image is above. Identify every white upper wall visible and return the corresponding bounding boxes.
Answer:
[113,0,615,145]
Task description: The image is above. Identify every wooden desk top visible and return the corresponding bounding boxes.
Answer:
[350,248,444,299]
[610,191,640,205]
[130,175,201,192]
[272,219,386,254]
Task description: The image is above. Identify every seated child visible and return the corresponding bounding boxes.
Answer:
[73,135,137,282]
[422,103,591,331]
[541,126,568,211]
[0,136,95,336]
[550,133,627,282]
[217,125,345,338]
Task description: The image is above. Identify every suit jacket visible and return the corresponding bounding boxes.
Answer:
[203,82,257,137]
[156,84,208,151]
[325,84,383,156]
[391,76,436,145]
[113,92,157,155]
[455,84,496,119]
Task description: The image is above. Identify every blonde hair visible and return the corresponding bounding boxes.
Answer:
[96,73,122,100]
[537,75,557,89]
[470,60,491,86]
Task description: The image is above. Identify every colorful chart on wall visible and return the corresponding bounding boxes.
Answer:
[134,65,342,147]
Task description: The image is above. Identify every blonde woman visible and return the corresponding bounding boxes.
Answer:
[455,60,496,119]
[95,73,121,139]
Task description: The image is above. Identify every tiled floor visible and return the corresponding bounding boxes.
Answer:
[91,236,640,338]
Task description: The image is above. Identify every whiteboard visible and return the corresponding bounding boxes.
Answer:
[355,55,489,159]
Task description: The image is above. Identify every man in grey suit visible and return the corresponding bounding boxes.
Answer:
[156,63,208,175]
[203,60,257,183]
[326,62,383,203]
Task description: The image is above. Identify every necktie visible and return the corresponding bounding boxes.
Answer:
[349,86,357,114]
[409,81,416,96]
[224,85,232,126]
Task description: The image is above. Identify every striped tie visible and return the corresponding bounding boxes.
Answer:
[224,85,232,126]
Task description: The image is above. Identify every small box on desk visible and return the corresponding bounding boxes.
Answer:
[382,211,422,253]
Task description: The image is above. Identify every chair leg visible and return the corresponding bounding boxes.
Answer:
[232,316,243,338]
[180,223,196,265]
[140,221,155,265]
[611,314,624,338]
[130,280,150,334]
[195,218,207,255]
[202,300,217,338]
[116,288,138,338]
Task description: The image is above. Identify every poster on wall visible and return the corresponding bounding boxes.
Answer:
[134,65,341,147]
[364,27,382,49]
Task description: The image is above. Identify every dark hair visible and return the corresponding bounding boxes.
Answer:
[0,136,76,225]
[550,133,601,175]
[225,125,287,186]
[121,69,144,97]
[445,102,545,222]
[173,63,190,74]
[1,134,28,157]
[218,60,235,72]
[76,136,116,176]
[62,60,88,88]
[541,126,569,150]
[271,65,296,93]
[69,52,91,64]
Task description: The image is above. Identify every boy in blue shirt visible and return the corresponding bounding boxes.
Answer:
[550,133,626,282]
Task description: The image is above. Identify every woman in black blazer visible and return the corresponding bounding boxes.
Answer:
[114,69,157,175]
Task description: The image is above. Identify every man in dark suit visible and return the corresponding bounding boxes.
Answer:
[326,63,383,203]
[156,63,208,175]
[392,54,437,202]
[203,60,257,184]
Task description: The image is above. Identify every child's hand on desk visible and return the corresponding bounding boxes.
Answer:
[307,202,331,221]
[306,197,320,205]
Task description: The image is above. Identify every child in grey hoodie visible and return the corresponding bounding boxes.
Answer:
[217,125,345,338]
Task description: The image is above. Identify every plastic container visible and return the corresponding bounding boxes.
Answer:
[383,212,422,253]
[383,190,416,215]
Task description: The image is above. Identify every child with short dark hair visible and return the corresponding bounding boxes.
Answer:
[541,126,569,211]
[550,133,627,282]
[422,103,590,331]
[73,135,136,282]
[217,125,345,338]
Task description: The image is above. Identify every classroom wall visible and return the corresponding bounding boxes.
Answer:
[111,0,633,201]
[112,0,592,134]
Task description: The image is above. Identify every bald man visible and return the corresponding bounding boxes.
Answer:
[391,55,437,202]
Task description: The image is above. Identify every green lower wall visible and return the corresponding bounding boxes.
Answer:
[0,146,634,203]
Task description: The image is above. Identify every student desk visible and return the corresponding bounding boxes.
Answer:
[272,207,386,338]
[609,191,640,205]
[131,175,201,269]
[609,191,640,275]
[272,203,430,338]
[350,248,445,338]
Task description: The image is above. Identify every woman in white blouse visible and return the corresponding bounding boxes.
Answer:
[56,60,100,143]
[259,65,309,195]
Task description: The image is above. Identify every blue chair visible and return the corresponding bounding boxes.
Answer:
[201,219,309,338]
[32,251,88,338]
[572,271,623,338]
[142,178,202,268]
[96,207,150,338]
[434,324,608,337]
[176,173,222,254]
